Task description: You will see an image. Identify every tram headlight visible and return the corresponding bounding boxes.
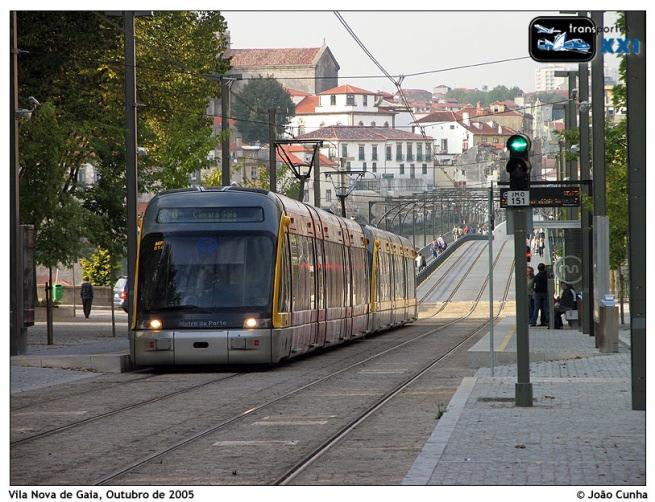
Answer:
[244,318,258,329]
[243,318,271,329]
[149,319,163,330]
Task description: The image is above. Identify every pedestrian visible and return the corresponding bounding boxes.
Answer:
[452,225,459,241]
[554,282,577,329]
[527,266,535,327]
[415,253,423,272]
[531,263,549,327]
[431,239,439,258]
[80,278,94,319]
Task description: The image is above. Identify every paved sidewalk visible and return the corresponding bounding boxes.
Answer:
[403,321,645,486]
[11,308,131,393]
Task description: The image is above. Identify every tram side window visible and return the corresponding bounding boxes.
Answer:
[304,236,316,310]
[290,233,313,312]
[278,235,291,314]
[407,257,415,297]
[315,238,325,310]
[395,254,405,300]
[343,244,351,308]
[378,251,390,303]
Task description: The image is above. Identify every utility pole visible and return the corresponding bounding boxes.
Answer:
[313,152,320,207]
[624,11,645,411]
[123,11,139,341]
[10,11,26,355]
[578,11,593,336]
[221,77,231,186]
[488,182,495,376]
[268,108,276,192]
[591,11,609,337]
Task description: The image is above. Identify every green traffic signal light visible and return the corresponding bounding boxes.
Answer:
[507,135,530,153]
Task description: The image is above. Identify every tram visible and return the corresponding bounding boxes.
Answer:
[131,186,417,366]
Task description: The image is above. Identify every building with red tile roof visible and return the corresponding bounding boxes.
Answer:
[226,45,340,95]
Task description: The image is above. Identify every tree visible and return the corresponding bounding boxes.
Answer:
[232,77,295,144]
[18,11,231,274]
[80,248,118,286]
[19,102,92,270]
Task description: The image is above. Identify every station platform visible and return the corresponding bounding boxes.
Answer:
[403,320,644,486]
[467,316,631,367]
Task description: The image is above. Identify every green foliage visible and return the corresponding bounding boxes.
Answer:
[605,120,628,270]
[19,102,92,268]
[232,77,295,144]
[80,248,118,286]
[18,11,231,268]
[445,85,523,107]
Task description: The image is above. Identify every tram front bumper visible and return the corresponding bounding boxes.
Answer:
[133,329,272,366]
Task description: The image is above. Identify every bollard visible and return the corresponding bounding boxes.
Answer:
[598,298,619,353]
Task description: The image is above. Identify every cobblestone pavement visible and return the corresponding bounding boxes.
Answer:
[404,351,645,486]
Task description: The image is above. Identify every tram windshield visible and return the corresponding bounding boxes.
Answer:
[137,232,275,313]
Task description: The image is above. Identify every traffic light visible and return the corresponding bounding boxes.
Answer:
[506,134,532,191]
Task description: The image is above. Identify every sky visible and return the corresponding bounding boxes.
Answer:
[222,10,620,94]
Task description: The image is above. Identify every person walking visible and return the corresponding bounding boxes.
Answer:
[80,278,94,319]
[531,263,549,327]
[527,266,535,327]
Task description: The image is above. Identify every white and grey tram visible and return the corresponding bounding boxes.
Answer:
[131,187,417,366]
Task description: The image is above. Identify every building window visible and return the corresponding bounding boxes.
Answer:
[363,95,368,106]
[346,94,355,106]
[417,143,423,161]
[330,95,336,106]
[326,189,332,202]
[441,139,448,152]
[399,163,405,175]
[410,164,415,179]
[372,162,377,173]
[462,139,469,152]
[347,161,351,169]
[342,143,348,159]
[422,163,428,175]
[386,145,392,161]
[406,143,413,161]
[358,144,365,160]
[396,143,403,161]
[78,168,86,185]
[450,124,455,130]
[384,121,389,128]
[251,167,257,180]
[362,162,367,172]
[372,145,378,161]
[426,142,432,159]
[371,121,376,127]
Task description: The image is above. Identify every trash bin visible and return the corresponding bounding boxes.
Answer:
[52,284,63,303]
[598,295,619,353]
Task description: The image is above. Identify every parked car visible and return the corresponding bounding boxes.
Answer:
[113,276,129,313]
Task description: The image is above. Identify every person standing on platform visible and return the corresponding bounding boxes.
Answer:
[531,263,549,327]
[80,278,94,319]
[527,266,535,327]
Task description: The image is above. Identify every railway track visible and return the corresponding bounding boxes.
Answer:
[93,238,514,486]
[275,254,515,485]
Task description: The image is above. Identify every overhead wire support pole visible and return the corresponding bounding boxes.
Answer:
[577,14,593,337]
[591,11,608,339]
[488,182,495,376]
[269,108,277,192]
[123,11,138,341]
[221,77,231,186]
[624,11,645,411]
[10,11,26,355]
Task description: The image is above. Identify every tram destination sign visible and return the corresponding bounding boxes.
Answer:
[500,186,580,208]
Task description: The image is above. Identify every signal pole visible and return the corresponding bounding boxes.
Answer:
[505,134,533,407]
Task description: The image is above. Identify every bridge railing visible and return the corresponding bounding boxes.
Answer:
[416,233,488,286]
